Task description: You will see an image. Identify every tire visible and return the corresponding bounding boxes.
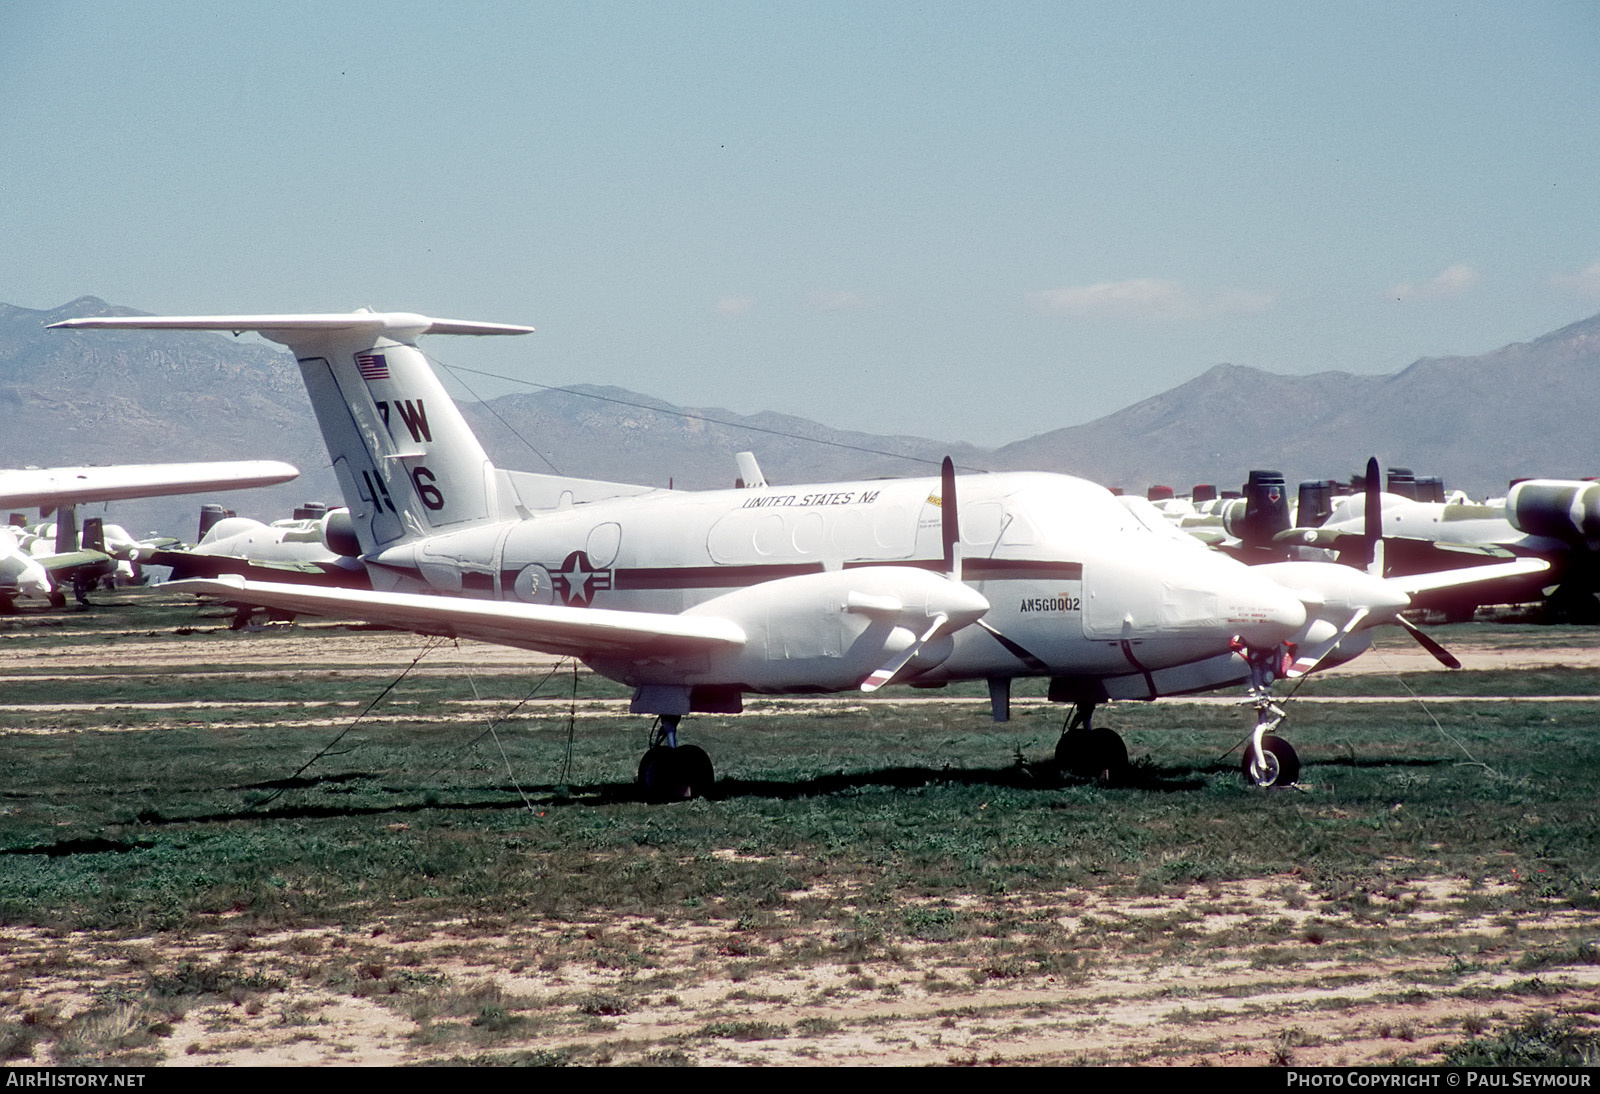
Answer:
[638,745,668,788]
[1056,727,1128,783]
[1241,735,1300,787]
[638,745,715,802]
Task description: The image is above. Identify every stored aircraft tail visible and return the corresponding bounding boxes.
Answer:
[50,312,534,556]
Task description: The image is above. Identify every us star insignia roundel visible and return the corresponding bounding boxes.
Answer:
[550,550,613,606]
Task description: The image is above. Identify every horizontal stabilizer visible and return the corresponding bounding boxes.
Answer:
[50,311,534,337]
[49,312,534,342]
[172,576,746,660]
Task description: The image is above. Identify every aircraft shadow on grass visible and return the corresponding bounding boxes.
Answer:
[0,753,1458,857]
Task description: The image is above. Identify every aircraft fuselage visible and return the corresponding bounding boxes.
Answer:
[363,469,1306,703]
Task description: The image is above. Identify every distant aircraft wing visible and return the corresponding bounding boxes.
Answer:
[150,548,372,587]
[37,549,115,575]
[172,576,747,659]
[1276,526,1520,560]
[0,461,299,510]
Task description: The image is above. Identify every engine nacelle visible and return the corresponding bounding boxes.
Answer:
[320,508,362,558]
[1222,470,1290,549]
[1506,480,1600,546]
[640,567,989,693]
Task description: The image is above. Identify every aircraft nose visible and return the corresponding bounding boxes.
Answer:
[1225,570,1307,647]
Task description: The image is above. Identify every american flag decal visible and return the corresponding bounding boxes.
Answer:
[356,353,390,380]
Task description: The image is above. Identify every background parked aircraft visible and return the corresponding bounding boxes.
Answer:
[152,502,369,588]
[0,460,298,609]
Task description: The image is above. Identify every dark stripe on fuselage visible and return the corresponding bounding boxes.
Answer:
[964,558,1083,582]
[842,558,1084,581]
[612,563,824,590]
[394,557,1083,596]
[612,558,1084,588]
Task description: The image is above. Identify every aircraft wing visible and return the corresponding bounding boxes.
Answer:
[37,550,115,576]
[1387,557,1549,597]
[0,460,299,510]
[172,576,747,659]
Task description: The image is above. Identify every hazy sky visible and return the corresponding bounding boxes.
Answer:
[4,1,1597,446]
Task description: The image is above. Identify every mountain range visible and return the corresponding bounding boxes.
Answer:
[3,295,1595,536]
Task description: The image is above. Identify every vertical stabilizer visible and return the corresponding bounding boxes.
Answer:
[49,312,534,556]
[296,331,497,551]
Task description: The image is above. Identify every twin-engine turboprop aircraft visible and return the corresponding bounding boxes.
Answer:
[52,311,1546,796]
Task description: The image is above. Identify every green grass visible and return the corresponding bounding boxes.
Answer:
[1442,1013,1600,1066]
[3,591,1600,956]
[4,689,1600,936]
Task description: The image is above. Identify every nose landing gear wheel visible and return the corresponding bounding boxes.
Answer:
[1241,734,1299,788]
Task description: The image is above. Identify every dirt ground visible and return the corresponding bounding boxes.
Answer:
[5,623,1600,1066]
[6,873,1599,1067]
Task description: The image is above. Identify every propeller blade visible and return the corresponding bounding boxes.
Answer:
[940,456,960,581]
[1395,615,1462,669]
[975,618,1050,673]
[861,613,948,693]
[1361,456,1381,574]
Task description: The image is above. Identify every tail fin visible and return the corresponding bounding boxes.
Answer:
[50,311,533,556]
[54,506,79,553]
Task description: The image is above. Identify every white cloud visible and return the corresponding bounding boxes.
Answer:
[714,295,755,317]
[1549,263,1600,303]
[1389,263,1479,302]
[807,290,877,312]
[1025,278,1273,321]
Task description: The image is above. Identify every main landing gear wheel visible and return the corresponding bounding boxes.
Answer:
[638,745,714,802]
[1241,734,1300,788]
[1056,727,1128,782]
[1054,705,1128,783]
[637,740,715,802]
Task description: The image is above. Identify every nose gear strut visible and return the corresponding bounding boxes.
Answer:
[1233,639,1300,787]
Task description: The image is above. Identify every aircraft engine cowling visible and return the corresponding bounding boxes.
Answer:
[1222,470,1291,550]
[1219,497,1247,539]
[320,508,362,558]
[661,567,990,693]
[1506,480,1600,546]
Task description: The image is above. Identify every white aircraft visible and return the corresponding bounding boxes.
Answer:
[52,311,1546,795]
[0,460,300,608]
[152,506,369,588]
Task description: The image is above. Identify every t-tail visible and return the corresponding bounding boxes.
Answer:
[49,311,534,556]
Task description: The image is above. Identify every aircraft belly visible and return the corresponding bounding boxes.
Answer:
[1098,650,1250,700]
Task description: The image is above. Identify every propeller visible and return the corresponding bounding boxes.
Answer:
[1281,579,1464,679]
[860,612,951,693]
[855,458,973,692]
[1267,459,1549,679]
[857,456,1039,691]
